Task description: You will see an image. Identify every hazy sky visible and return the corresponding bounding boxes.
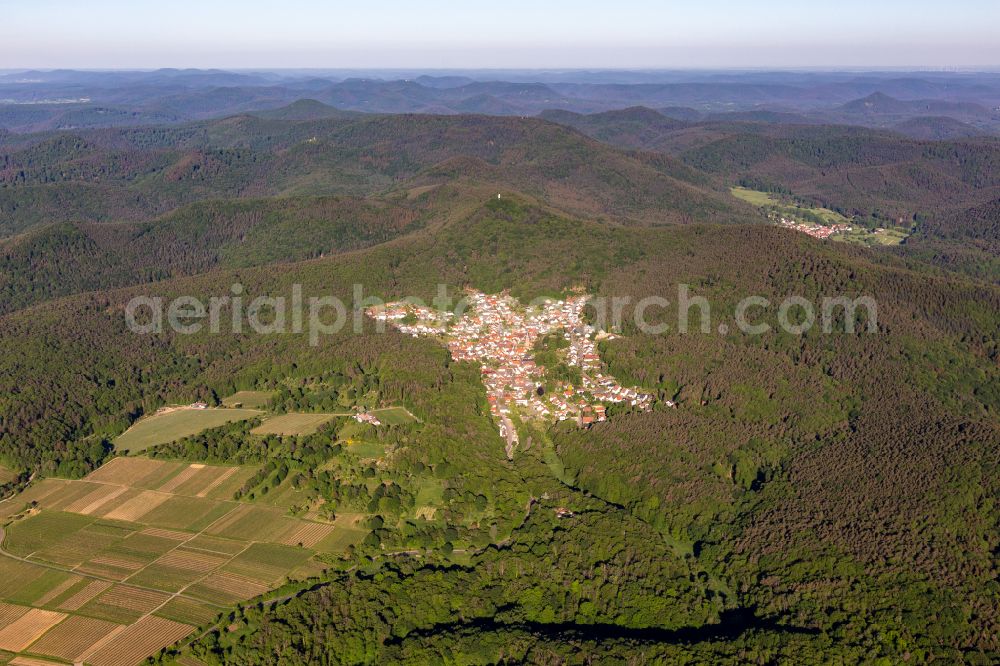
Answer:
[2,0,999,69]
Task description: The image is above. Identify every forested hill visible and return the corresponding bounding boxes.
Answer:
[0,195,425,315]
[0,197,997,661]
[543,108,1000,221]
[0,109,763,317]
[542,108,1000,281]
[10,105,1000,323]
[0,111,747,237]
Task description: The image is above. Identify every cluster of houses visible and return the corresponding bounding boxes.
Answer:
[776,216,852,239]
[368,303,452,336]
[353,411,382,426]
[368,290,654,448]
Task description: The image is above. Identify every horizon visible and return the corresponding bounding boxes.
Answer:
[5,66,1000,73]
[4,1,1000,69]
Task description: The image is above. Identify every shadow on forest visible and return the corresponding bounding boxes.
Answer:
[389,607,820,645]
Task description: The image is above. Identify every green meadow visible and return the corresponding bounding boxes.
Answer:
[114,408,262,452]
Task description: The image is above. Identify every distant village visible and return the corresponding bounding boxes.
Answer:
[368,290,654,455]
[775,215,852,239]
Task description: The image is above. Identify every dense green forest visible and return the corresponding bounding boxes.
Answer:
[0,196,424,314]
[0,110,762,316]
[0,112,747,237]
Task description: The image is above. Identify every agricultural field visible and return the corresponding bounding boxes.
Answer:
[0,467,16,486]
[0,456,367,665]
[114,407,263,453]
[251,412,344,436]
[313,513,369,552]
[220,391,277,409]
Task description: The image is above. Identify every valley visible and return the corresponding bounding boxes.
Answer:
[731,186,912,244]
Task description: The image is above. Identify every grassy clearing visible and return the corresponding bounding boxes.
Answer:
[335,420,369,442]
[311,513,368,553]
[371,407,419,425]
[835,226,911,246]
[251,412,341,436]
[114,408,262,453]
[731,186,779,206]
[732,186,853,225]
[250,475,307,509]
[221,391,276,409]
[344,441,385,459]
[414,478,444,507]
[793,204,851,225]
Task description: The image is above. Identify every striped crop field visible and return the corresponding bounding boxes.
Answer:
[0,454,361,664]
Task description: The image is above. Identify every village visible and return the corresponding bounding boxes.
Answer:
[775,215,852,239]
[368,290,654,452]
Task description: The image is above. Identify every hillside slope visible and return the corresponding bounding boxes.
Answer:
[0,195,423,315]
[541,109,1000,280]
[0,112,750,237]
